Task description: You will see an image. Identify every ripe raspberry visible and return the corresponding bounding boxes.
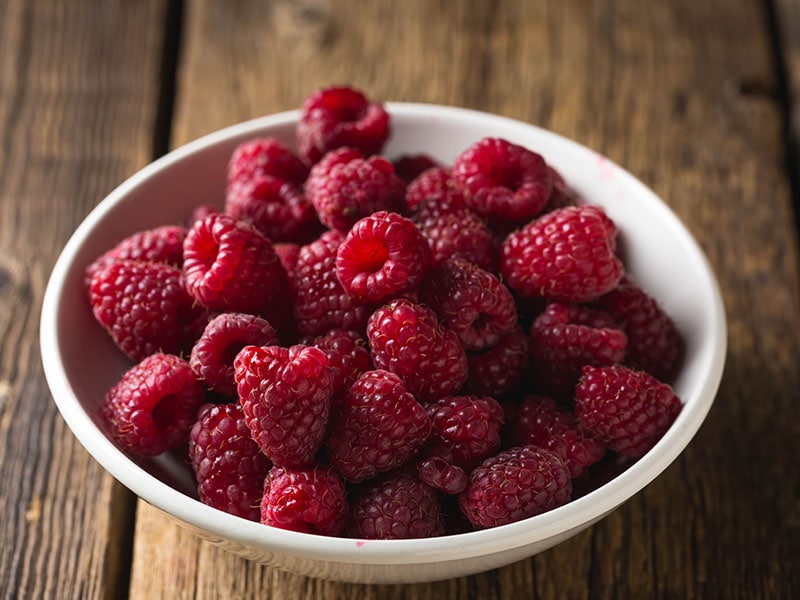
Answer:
[575,365,683,458]
[224,175,320,243]
[452,137,553,224]
[182,214,291,323]
[293,231,371,336]
[189,403,271,521]
[261,464,348,536]
[227,137,309,187]
[459,446,572,529]
[100,353,205,456]
[417,454,468,495]
[234,344,332,468]
[305,147,406,232]
[326,369,431,483]
[88,259,197,362]
[501,205,624,303]
[273,242,300,279]
[85,225,186,287]
[419,258,516,351]
[297,86,390,163]
[304,329,373,405]
[336,211,431,304]
[541,166,580,213]
[529,302,627,400]
[511,395,606,479]
[187,204,219,227]
[593,277,684,381]
[415,209,496,272]
[392,153,440,183]
[426,395,505,470]
[367,299,468,403]
[465,327,530,398]
[189,312,278,397]
[406,167,464,212]
[347,470,444,539]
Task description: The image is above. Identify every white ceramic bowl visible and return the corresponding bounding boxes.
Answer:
[40,104,726,584]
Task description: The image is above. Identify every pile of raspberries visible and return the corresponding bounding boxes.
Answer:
[88,86,684,539]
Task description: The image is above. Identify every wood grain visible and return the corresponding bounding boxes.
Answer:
[0,1,168,598]
[126,0,800,598]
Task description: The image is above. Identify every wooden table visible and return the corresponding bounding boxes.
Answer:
[2,1,798,597]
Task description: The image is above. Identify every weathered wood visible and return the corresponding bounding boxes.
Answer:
[127,0,800,598]
[0,1,168,598]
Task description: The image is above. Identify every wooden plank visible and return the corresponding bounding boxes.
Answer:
[129,0,800,597]
[0,1,168,598]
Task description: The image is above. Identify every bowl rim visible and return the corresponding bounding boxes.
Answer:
[40,102,727,564]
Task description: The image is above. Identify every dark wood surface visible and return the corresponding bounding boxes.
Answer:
[1,1,798,598]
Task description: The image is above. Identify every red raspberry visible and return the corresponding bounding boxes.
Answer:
[466,327,530,398]
[415,209,496,272]
[189,403,271,521]
[511,395,606,479]
[419,258,517,351]
[426,395,505,470]
[367,299,468,403]
[224,175,320,243]
[85,225,186,287]
[541,166,580,213]
[392,153,440,183]
[304,329,373,405]
[183,214,291,323]
[347,470,444,539]
[530,302,627,401]
[100,353,205,456]
[187,204,220,227]
[234,344,332,468]
[227,137,309,187]
[297,86,390,163]
[336,211,431,304]
[305,148,406,232]
[500,205,624,303]
[406,167,464,212]
[458,446,572,529]
[593,277,684,381]
[575,365,683,458]
[417,455,468,495]
[88,259,197,362]
[326,369,431,483]
[261,464,348,536]
[293,231,371,336]
[189,312,278,397]
[273,242,300,279]
[452,138,553,224]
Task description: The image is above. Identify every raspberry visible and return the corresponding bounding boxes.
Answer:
[273,242,300,279]
[426,395,505,470]
[465,327,530,398]
[189,403,271,521]
[293,231,371,336]
[541,166,580,213]
[593,277,684,381]
[406,167,464,212]
[261,464,348,536]
[417,455,468,495]
[297,86,390,163]
[304,329,373,405]
[182,214,291,323]
[100,353,205,456]
[392,153,440,183]
[187,204,219,227]
[529,302,627,400]
[452,137,553,224]
[224,175,320,243]
[305,147,406,232]
[234,344,332,468]
[347,470,444,539]
[189,312,278,397]
[85,225,186,288]
[458,446,572,529]
[500,205,624,303]
[227,137,309,187]
[88,259,197,362]
[575,365,683,458]
[415,209,496,272]
[511,395,606,479]
[326,369,431,483]
[419,258,517,351]
[336,211,431,304]
[367,299,468,403]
